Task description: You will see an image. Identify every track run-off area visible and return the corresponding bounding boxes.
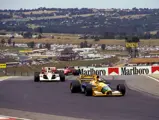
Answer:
[0,75,159,120]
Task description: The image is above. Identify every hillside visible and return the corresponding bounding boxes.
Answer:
[0,7,159,35]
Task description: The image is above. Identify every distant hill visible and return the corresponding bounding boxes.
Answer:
[0,7,159,36]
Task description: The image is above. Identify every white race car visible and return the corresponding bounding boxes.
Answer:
[34,67,65,82]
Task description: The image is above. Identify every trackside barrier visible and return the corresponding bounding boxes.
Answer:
[76,66,159,76]
[0,71,34,76]
[1,66,159,76]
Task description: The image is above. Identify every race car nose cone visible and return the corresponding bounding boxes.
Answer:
[47,73,53,79]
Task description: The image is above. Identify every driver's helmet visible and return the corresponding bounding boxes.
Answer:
[96,75,100,81]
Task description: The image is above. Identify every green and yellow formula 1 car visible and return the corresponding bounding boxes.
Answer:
[70,74,126,96]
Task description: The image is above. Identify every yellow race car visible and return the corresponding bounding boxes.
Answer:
[70,74,126,96]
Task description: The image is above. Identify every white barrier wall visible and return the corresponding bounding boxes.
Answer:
[77,66,159,76]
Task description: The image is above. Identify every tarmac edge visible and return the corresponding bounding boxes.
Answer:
[125,76,159,99]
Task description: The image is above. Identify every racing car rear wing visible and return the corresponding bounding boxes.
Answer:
[77,75,95,82]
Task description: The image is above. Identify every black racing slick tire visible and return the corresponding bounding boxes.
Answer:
[117,84,126,96]
[70,80,81,93]
[34,72,40,82]
[73,70,80,76]
[60,73,65,82]
[85,84,93,96]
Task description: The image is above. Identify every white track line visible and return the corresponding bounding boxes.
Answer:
[145,75,159,83]
[0,115,32,120]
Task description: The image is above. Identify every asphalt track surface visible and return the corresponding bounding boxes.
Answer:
[0,76,159,120]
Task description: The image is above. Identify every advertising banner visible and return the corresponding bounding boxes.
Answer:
[78,66,159,76]
[0,64,6,68]
[125,42,138,48]
[19,50,33,53]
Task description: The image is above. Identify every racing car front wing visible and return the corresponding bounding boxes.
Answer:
[93,90,123,97]
[39,73,61,81]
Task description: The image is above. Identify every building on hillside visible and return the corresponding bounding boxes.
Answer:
[57,48,82,61]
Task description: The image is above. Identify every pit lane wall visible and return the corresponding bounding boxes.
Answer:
[75,66,159,76]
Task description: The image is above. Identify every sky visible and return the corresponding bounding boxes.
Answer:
[0,0,159,10]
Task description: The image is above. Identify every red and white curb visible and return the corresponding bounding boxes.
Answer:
[0,115,31,120]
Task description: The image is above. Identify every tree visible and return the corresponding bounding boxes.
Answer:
[144,32,151,39]
[8,38,12,45]
[45,43,51,50]
[39,44,43,49]
[12,41,15,47]
[156,31,159,38]
[1,39,5,46]
[125,37,128,42]
[38,34,42,39]
[94,36,100,41]
[51,35,54,39]
[132,36,140,42]
[80,42,84,48]
[27,41,35,48]
[101,44,106,50]
[83,41,88,47]
[23,32,32,38]
[38,27,43,34]
[89,44,92,48]
[83,34,88,40]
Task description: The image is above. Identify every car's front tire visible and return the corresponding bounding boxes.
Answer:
[60,73,65,82]
[117,84,126,96]
[73,70,80,76]
[34,72,40,82]
[84,84,93,96]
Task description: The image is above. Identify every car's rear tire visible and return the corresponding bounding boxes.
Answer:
[60,73,65,82]
[85,84,93,96]
[34,72,40,82]
[73,70,80,76]
[70,80,81,93]
[117,84,126,96]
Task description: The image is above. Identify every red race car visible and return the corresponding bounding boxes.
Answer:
[64,66,79,75]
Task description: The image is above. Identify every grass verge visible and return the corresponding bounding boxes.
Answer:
[11,38,159,46]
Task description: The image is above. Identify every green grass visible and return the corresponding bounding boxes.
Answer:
[0,46,31,52]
